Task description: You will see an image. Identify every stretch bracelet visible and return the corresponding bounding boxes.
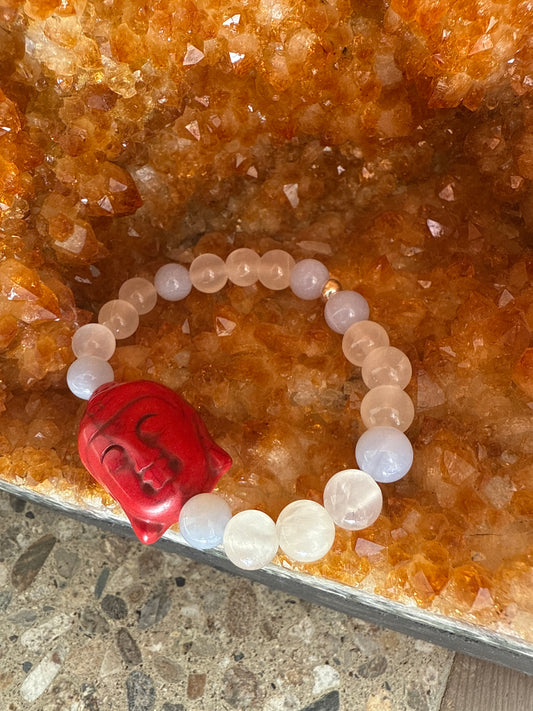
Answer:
[67,248,414,570]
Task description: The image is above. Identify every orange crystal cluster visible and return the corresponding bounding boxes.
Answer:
[0,0,532,642]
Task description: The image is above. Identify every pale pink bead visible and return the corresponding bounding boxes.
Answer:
[360,385,415,432]
[323,469,383,531]
[72,323,116,360]
[276,500,335,562]
[258,250,295,290]
[154,263,192,301]
[189,253,227,293]
[226,248,260,286]
[361,346,412,389]
[98,299,139,339]
[290,259,330,300]
[119,277,157,315]
[342,320,389,366]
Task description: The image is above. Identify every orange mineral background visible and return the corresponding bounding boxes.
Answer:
[0,1,532,642]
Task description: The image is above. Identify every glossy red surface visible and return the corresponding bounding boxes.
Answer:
[78,380,233,544]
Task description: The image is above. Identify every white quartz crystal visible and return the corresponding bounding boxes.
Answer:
[179,493,232,550]
[72,323,116,360]
[290,259,330,300]
[154,263,192,301]
[98,299,139,339]
[355,426,413,483]
[324,290,370,334]
[66,356,114,400]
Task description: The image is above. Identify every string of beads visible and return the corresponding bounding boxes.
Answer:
[67,248,415,570]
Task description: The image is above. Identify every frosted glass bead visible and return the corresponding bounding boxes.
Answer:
[72,323,116,360]
[189,253,227,293]
[179,493,232,550]
[323,469,383,530]
[276,500,335,563]
[154,263,192,301]
[360,385,415,432]
[226,248,260,286]
[223,510,278,570]
[355,426,413,483]
[67,356,114,400]
[98,299,139,339]
[258,249,295,290]
[324,290,370,334]
[361,346,412,389]
[119,277,158,315]
[342,320,390,366]
[290,259,330,300]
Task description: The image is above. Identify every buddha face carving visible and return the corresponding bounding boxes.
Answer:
[78,380,232,544]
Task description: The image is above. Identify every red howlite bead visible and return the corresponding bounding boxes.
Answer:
[78,380,232,545]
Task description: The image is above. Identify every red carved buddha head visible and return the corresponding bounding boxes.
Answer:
[78,380,232,544]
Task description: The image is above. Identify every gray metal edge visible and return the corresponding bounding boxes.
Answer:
[1,479,531,676]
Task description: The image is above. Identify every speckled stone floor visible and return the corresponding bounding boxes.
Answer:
[0,488,520,711]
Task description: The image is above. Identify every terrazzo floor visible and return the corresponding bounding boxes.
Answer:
[0,489,528,711]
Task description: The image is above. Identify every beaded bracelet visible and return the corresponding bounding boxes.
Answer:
[67,248,414,570]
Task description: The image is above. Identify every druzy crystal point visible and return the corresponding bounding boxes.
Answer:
[78,380,232,544]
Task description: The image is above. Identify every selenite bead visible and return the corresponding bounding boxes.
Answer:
[154,263,192,301]
[290,259,330,300]
[223,510,278,570]
[72,323,116,360]
[98,299,140,339]
[276,500,335,563]
[226,248,260,286]
[189,253,227,293]
[324,290,370,334]
[342,320,390,366]
[178,493,232,550]
[355,426,413,483]
[361,345,412,389]
[323,469,383,530]
[360,385,415,432]
[119,277,158,315]
[258,249,295,290]
[67,356,114,400]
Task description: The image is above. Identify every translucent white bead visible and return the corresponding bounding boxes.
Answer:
[223,510,278,570]
[178,493,232,550]
[189,253,227,293]
[154,263,192,301]
[276,500,335,563]
[66,356,114,400]
[324,290,370,334]
[361,346,412,389]
[118,277,158,315]
[258,249,295,290]
[290,259,330,301]
[323,469,383,530]
[98,299,139,339]
[355,426,413,483]
[360,385,415,432]
[71,323,116,360]
[342,320,390,366]
[226,248,260,286]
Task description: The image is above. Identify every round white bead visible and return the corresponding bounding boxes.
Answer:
[118,277,158,315]
[226,248,260,287]
[98,299,140,339]
[360,385,415,432]
[361,345,412,389]
[66,356,114,400]
[223,510,278,570]
[355,426,413,483]
[324,290,370,334]
[189,253,227,293]
[257,249,295,290]
[276,500,335,563]
[323,469,383,530]
[71,323,116,360]
[290,259,330,300]
[154,263,192,301]
[342,320,390,366]
[178,493,232,550]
